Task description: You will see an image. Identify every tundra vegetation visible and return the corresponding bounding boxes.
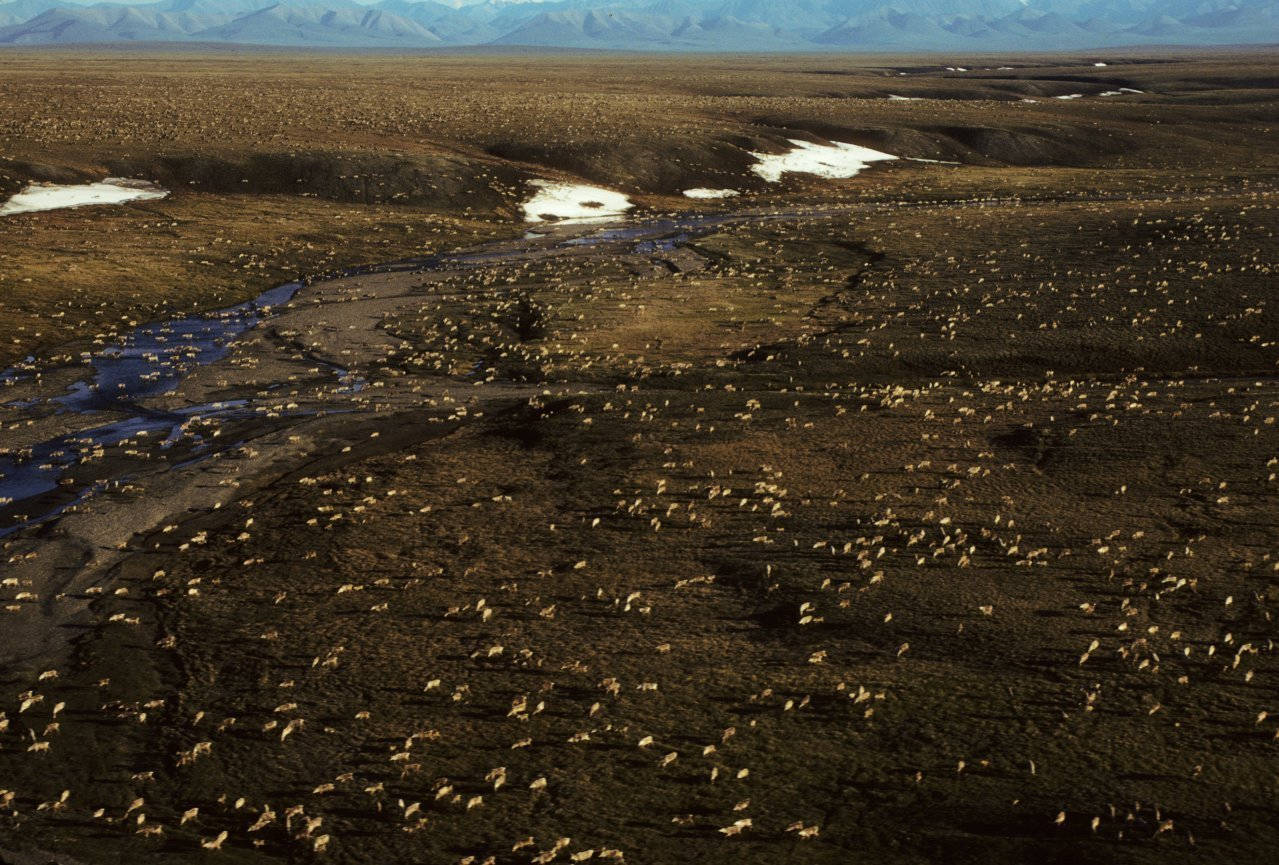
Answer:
[0,50,1276,865]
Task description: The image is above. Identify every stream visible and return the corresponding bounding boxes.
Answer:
[0,211,740,537]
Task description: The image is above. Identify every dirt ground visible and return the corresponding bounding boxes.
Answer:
[0,50,1277,865]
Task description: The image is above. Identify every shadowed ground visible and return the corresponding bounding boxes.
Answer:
[0,50,1276,865]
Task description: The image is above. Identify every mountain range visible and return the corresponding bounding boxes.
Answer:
[0,0,1275,49]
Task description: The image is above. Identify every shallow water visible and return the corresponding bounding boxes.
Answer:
[0,208,771,535]
[0,282,300,534]
[66,281,300,414]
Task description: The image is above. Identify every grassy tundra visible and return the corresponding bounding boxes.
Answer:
[0,49,1276,865]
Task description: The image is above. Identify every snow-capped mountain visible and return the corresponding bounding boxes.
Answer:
[0,0,1274,49]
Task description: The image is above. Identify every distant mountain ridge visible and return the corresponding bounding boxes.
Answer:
[0,0,1275,49]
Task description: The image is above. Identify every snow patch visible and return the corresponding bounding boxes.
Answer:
[888,94,923,101]
[0,178,168,216]
[521,180,633,223]
[749,139,898,184]
[683,188,740,199]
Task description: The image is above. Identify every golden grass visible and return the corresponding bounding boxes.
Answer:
[2,50,1275,366]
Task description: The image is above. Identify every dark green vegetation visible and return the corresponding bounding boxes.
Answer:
[0,52,1277,865]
